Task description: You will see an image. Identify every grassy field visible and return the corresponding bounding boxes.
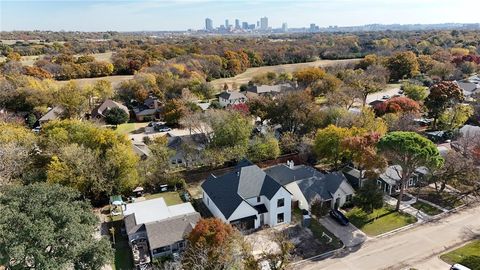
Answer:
[210,58,360,89]
[346,206,417,236]
[56,74,134,88]
[144,191,183,206]
[0,51,113,66]
[411,201,443,216]
[440,240,480,269]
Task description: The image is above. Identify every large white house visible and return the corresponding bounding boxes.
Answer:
[201,162,291,230]
[218,91,247,108]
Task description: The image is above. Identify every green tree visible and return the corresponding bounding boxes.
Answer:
[211,111,253,151]
[41,120,139,199]
[377,132,443,211]
[344,66,389,106]
[402,82,428,102]
[163,99,185,126]
[425,81,464,129]
[56,81,89,119]
[105,107,129,125]
[0,183,113,269]
[353,179,384,213]
[438,104,474,131]
[248,134,281,162]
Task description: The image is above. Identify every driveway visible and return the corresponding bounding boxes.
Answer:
[298,204,480,270]
[365,85,401,104]
[319,216,368,247]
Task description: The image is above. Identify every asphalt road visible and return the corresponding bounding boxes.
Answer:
[296,204,480,270]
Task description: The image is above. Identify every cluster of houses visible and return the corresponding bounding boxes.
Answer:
[218,83,296,108]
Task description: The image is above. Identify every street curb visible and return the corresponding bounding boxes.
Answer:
[291,243,346,267]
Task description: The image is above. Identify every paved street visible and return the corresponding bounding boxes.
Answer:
[296,204,480,270]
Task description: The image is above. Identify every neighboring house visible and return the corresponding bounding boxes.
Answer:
[342,166,367,189]
[451,124,480,155]
[218,91,247,107]
[91,99,129,120]
[123,198,200,264]
[166,133,207,166]
[377,165,428,195]
[265,162,355,211]
[132,141,151,160]
[201,161,292,230]
[456,81,480,98]
[133,97,161,121]
[245,83,295,98]
[38,106,64,125]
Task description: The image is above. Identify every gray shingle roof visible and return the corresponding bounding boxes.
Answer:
[201,163,284,219]
[92,99,129,118]
[145,212,200,249]
[296,171,351,202]
[264,164,317,186]
[219,91,247,100]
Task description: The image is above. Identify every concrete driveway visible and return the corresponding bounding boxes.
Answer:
[319,216,368,247]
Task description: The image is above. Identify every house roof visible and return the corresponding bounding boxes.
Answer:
[134,108,157,116]
[39,106,64,122]
[201,163,284,219]
[459,125,480,138]
[123,197,197,235]
[132,141,151,158]
[92,99,129,118]
[264,164,318,186]
[247,83,293,94]
[219,91,246,100]
[456,81,479,96]
[167,133,207,150]
[296,171,354,203]
[145,212,200,249]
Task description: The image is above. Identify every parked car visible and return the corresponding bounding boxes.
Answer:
[450,264,471,270]
[382,95,391,99]
[329,209,350,226]
[154,125,172,132]
[398,90,404,94]
[31,126,41,133]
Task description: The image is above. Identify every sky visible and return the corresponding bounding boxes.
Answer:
[1,0,479,32]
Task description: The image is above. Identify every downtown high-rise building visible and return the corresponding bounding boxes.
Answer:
[282,22,288,32]
[235,19,240,29]
[205,18,213,31]
[260,17,268,30]
[225,19,229,28]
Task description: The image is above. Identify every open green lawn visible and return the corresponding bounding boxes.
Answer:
[346,206,417,236]
[144,191,183,206]
[411,201,443,216]
[440,240,480,270]
[115,122,149,135]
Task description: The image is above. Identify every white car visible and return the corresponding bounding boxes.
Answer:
[382,95,391,99]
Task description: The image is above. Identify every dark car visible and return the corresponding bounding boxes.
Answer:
[329,209,350,226]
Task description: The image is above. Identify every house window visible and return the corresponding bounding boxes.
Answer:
[207,197,209,206]
[178,241,185,248]
[277,198,284,207]
[257,196,261,203]
[153,246,170,254]
[346,194,353,202]
[277,213,284,223]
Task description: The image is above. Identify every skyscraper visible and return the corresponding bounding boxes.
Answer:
[225,19,229,28]
[235,19,240,29]
[242,22,248,30]
[260,17,268,30]
[205,18,213,31]
[282,22,288,32]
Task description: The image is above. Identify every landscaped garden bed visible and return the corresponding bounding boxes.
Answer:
[417,187,464,210]
[345,206,417,236]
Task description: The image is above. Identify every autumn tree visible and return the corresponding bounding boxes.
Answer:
[105,107,129,125]
[163,99,186,126]
[261,232,295,270]
[385,51,420,81]
[425,81,464,129]
[0,183,113,269]
[182,218,255,270]
[314,125,364,169]
[344,65,389,106]
[56,81,89,119]
[210,110,253,154]
[377,132,443,211]
[438,104,474,131]
[246,96,273,122]
[374,97,420,116]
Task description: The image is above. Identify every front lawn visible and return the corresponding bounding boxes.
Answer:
[440,240,480,270]
[144,191,183,206]
[417,187,464,210]
[411,201,443,216]
[346,206,417,236]
[115,122,148,135]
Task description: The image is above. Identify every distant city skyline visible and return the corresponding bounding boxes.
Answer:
[1,0,480,31]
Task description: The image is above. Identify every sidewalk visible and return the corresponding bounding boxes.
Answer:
[383,195,431,222]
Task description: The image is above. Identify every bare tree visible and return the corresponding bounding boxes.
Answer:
[0,142,30,186]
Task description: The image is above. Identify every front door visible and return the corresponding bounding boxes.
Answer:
[334,198,340,209]
[259,214,264,226]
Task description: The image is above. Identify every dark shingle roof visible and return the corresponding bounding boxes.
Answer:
[296,171,349,202]
[145,212,200,249]
[201,163,284,219]
[265,164,317,186]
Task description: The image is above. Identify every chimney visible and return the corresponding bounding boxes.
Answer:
[288,160,294,169]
